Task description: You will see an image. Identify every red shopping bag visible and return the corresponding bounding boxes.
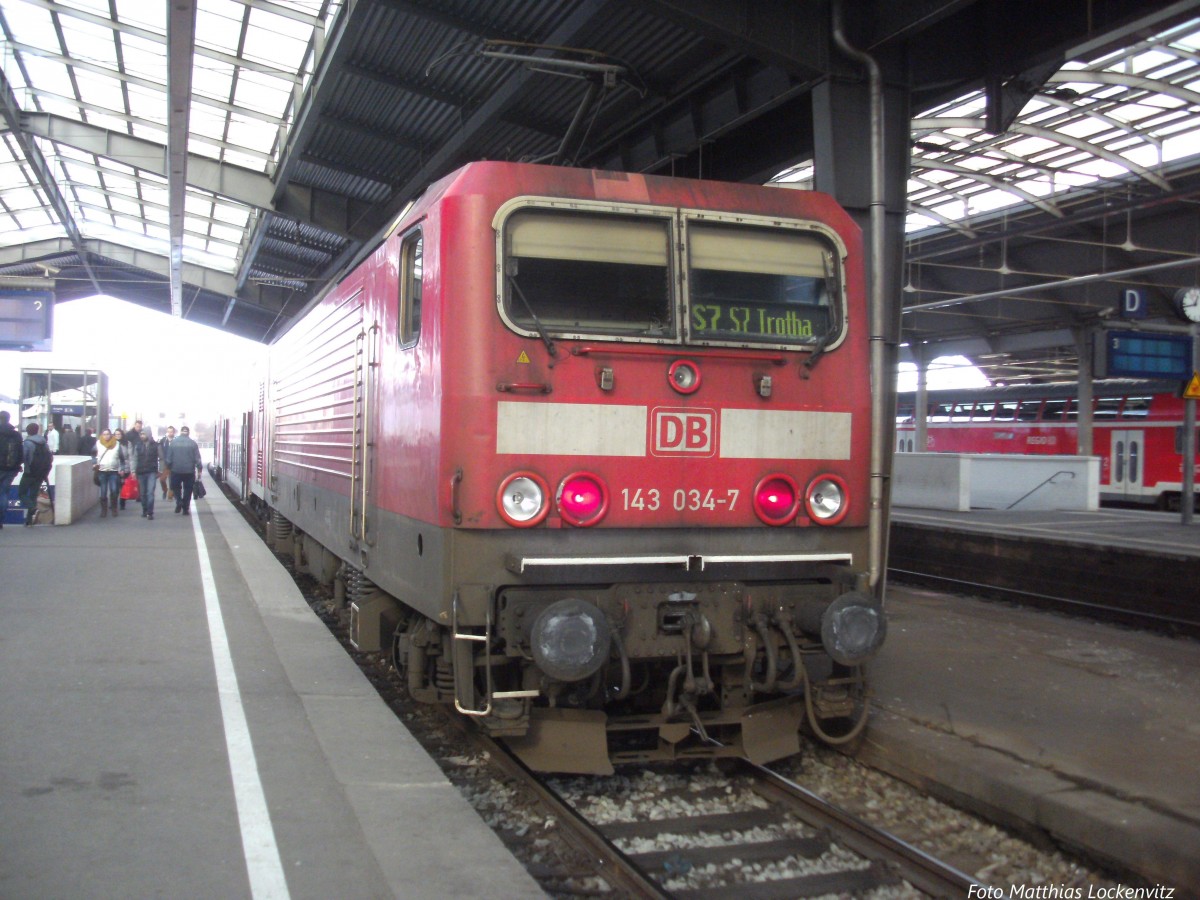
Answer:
[120,474,140,500]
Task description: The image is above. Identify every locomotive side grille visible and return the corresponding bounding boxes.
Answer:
[271,290,365,481]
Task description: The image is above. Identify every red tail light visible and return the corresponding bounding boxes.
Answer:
[753,474,799,525]
[556,472,609,526]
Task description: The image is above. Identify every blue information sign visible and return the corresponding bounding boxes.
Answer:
[1102,330,1193,379]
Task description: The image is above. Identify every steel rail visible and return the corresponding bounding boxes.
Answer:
[437,712,671,899]
[744,760,985,899]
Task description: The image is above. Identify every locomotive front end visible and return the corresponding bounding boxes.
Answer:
[407,167,886,774]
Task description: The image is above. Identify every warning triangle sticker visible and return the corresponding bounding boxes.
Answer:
[516,351,531,364]
[1183,371,1200,400]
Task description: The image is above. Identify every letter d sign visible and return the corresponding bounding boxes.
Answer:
[1121,288,1146,320]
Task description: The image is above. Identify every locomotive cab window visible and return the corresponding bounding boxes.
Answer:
[399,230,423,347]
[686,223,841,348]
[501,209,673,338]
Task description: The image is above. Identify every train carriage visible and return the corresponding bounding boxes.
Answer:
[220,161,886,774]
[895,380,1200,509]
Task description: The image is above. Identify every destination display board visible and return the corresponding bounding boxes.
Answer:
[689,300,830,343]
[0,290,53,351]
[1097,330,1193,379]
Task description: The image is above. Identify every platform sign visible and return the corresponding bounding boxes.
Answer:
[1120,288,1148,319]
[1097,330,1193,379]
[0,290,53,351]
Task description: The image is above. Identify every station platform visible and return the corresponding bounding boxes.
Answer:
[4,489,1198,897]
[891,505,1200,558]
[889,506,1200,632]
[0,490,543,900]
[864,582,1200,892]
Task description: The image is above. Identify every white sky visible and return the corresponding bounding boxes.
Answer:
[0,295,266,426]
[897,356,990,392]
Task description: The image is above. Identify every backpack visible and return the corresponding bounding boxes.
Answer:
[27,440,53,482]
[0,429,21,470]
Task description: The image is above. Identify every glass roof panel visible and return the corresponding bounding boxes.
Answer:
[60,0,111,14]
[20,57,76,96]
[4,6,54,44]
[194,2,245,55]
[771,18,1200,238]
[60,20,119,66]
[193,59,235,102]
[0,1,1195,305]
[114,0,164,30]
[0,0,335,281]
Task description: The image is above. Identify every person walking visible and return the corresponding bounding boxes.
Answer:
[165,425,202,515]
[19,423,53,527]
[0,411,22,530]
[93,428,124,519]
[131,429,161,520]
[60,424,80,456]
[158,425,176,500]
[44,422,59,453]
[116,427,136,510]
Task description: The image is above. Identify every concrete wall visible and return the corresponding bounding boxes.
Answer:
[893,453,1100,511]
[51,456,98,525]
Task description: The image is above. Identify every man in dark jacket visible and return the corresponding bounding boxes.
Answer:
[59,424,81,455]
[158,425,175,500]
[132,429,161,520]
[0,411,21,529]
[164,425,202,515]
[19,423,52,527]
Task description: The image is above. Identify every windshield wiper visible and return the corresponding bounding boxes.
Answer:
[804,251,839,374]
[506,264,557,358]
[803,328,836,373]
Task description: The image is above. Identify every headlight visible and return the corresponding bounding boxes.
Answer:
[497,472,549,527]
[805,474,848,525]
[821,591,887,665]
[531,598,613,682]
[556,472,609,526]
[753,473,799,525]
[668,359,702,394]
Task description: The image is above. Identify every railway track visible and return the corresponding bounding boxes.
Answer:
[232,487,1110,896]
[451,713,981,898]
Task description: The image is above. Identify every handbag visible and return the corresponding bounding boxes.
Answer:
[193,478,207,499]
[92,465,100,487]
[120,474,140,500]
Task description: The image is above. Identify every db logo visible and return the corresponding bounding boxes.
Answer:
[651,408,716,457]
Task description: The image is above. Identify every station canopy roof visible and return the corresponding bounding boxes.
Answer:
[0,0,1198,385]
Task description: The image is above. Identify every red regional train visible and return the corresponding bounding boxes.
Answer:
[214,161,887,774]
[895,380,1200,509]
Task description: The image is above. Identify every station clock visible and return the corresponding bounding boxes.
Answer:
[1174,286,1200,323]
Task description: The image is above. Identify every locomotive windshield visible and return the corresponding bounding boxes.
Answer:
[687,223,838,347]
[498,204,844,348]
[503,209,674,338]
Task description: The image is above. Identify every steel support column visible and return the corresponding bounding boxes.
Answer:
[812,60,911,595]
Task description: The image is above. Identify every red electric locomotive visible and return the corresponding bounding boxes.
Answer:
[216,161,886,774]
[895,380,1200,509]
